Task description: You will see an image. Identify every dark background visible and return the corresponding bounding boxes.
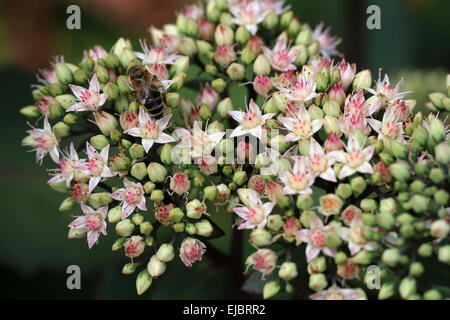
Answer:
[0,0,449,299]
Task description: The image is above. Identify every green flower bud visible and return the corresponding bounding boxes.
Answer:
[334,252,347,265]
[263,280,280,300]
[353,69,372,92]
[119,48,136,68]
[147,255,166,279]
[55,63,73,84]
[48,103,63,119]
[117,75,132,94]
[309,273,327,292]
[352,250,373,265]
[205,64,218,77]
[409,262,424,278]
[136,269,152,295]
[52,121,70,139]
[296,194,314,210]
[185,18,199,37]
[378,282,396,300]
[142,182,155,194]
[108,206,122,223]
[433,142,450,166]
[112,238,125,251]
[168,207,184,223]
[214,23,234,45]
[280,11,294,28]
[423,289,442,300]
[128,143,144,160]
[179,37,198,56]
[195,219,214,237]
[265,214,282,232]
[389,162,411,182]
[307,41,320,56]
[253,54,271,76]
[198,104,212,120]
[299,210,316,228]
[48,179,70,193]
[322,100,340,117]
[288,17,301,37]
[360,199,377,212]
[59,196,76,212]
[172,222,185,233]
[147,162,167,183]
[249,228,272,247]
[131,214,144,226]
[233,171,248,186]
[73,69,88,85]
[411,126,428,146]
[204,186,218,201]
[227,63,245,80]
[399,277,416,299]
[88,135,109,152]
[434,189,449,206]
[406,194,430,214]
[350,176,367,198]
[20,105,40,118]
[236,25,251,45]
[379,198,396,214]
[88,192,113,209]
[418,243,433,257]
[323,115,341,134]
[382,248,400,267]
[130,162,147,181]
[150,189,164,204]
[278,262,298,281]
[308,256,326,274]
[429,167,445,184]
[438,245,450,264]
[376,211,395,230]
[48,84,65,97]
[115,219,135,237]
[156,243,175,262]
[184,223,197,235]
[113,154,130,171]
[428,92,446,109]
[336,183,352,200]
[140,221,153,235]
[428,114,445,143]
[176,13,188,32]
[171,72,187,91]
[122,263,136,275]
[323,231,342,249]
[430,219,449,239]
[296,29,312,45]
[316,72,329,92]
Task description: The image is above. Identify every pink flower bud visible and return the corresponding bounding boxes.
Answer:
[248,175,266,196]
[246,35,263,55]
[179,237,206,267]
[339,205,362,227]
[329,83,346,105]
[198,19,215,42]
[265,181,283,202]
[253,75,273,98]
[214,44,236,67]
[71,183,90,203]
[124,235,145,258]
[197,83,219,111]
[170,172,191,195]
[338,59,356,90]
[155,204,174,226]
[148,63,169,80]
[120,111,138,131]
[245,248,277,276]
[236,140,254,162]
[324,132,344,152]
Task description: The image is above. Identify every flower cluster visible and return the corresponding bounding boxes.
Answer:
[20,0,449,300]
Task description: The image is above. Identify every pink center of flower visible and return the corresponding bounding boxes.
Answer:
[243,110,261,129]
[324,291,345,300]
[346,149,365,168]
[246,207,265,226]
[310,228,325,247]
[87,158,104,176]
[293,119,312,137]
[125,186,142,204]
[142,120,159,139]
[381,121,400,139]
[272,50,289,70]
[288,172,309,191]
[80,89,99,108]
[310,154,327,173]
[86,213,102,231]
[36,132,56,150]
[350,226,366,245]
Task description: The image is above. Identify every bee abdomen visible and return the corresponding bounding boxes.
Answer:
[145,94,165,119]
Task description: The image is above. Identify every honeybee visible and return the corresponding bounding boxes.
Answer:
[128,65,167,119]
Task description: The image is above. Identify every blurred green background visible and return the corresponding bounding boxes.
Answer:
[0,0,449,299]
